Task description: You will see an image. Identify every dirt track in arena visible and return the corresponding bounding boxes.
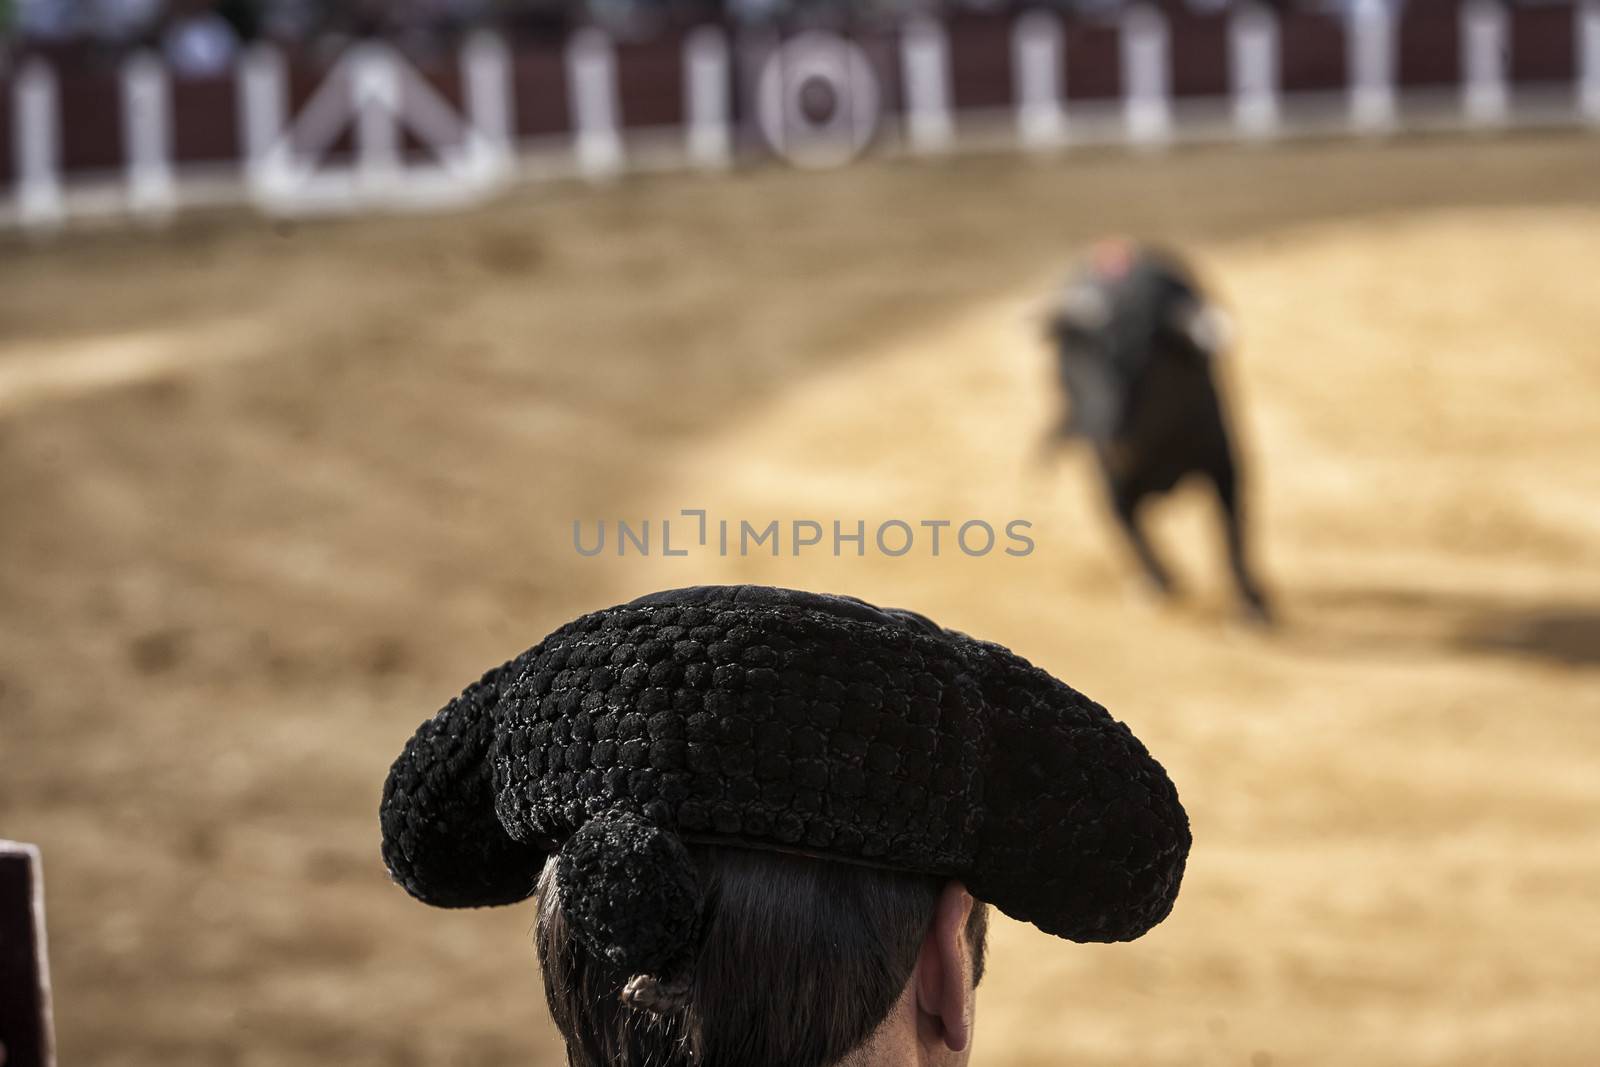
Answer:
[2,134,1598,1067]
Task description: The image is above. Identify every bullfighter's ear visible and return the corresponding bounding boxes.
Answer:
[380,654,547,908]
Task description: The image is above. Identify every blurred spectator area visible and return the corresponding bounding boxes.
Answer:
[0,2,1574,70]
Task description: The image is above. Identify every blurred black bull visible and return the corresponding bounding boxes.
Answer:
[1043,240,1270,620]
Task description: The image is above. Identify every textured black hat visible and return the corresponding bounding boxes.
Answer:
[380,585,1190,979]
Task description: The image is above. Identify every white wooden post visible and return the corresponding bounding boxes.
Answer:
[121,51,176,218]
[902,15,954,154]
[14,59,63,230]
[1462,0,1509,125]
[685,26,732,169]
[463,30,514,174]
[238,42,287,189]
[1121,4,1171,145]
[566,27,624,178]
[1230,2,1280,137]
[1579,1,1600,121]
[1349,0,1397,132]
[1013,10,1067,149]
[351,43,403,196]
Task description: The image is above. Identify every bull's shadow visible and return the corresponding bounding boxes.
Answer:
[1288,585,1600,669]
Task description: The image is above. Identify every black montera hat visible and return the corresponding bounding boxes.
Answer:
[380,585,1190,979]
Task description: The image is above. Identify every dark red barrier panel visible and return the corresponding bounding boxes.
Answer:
[1280,10,1347,93]
[511,43,572,140]
[1066,18,1121,101]
[57,70,124,174]
[947,12,1016,113]
[282,55,353,164]
[1398,1,1462,88]
[172,73,241,165]
[1169,11,1232,98]
[408,55,468,161]
[1511,3,1576,84]
[856,29,908,121]
[616,35,687,129]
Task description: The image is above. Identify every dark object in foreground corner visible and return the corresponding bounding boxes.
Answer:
[0,841,55,1067]
[1044,239,1271,621]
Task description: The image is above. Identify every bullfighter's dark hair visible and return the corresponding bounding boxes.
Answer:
[380,584,1189,1026]
[534,844,989,1067]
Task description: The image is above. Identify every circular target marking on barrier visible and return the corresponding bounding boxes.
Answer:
[756,32,882,169]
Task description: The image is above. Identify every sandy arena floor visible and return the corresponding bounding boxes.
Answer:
[2,134,1598,1066]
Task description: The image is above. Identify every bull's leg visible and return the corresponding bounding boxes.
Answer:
[1109,480,1177,598]
[1210,463,1271,622]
